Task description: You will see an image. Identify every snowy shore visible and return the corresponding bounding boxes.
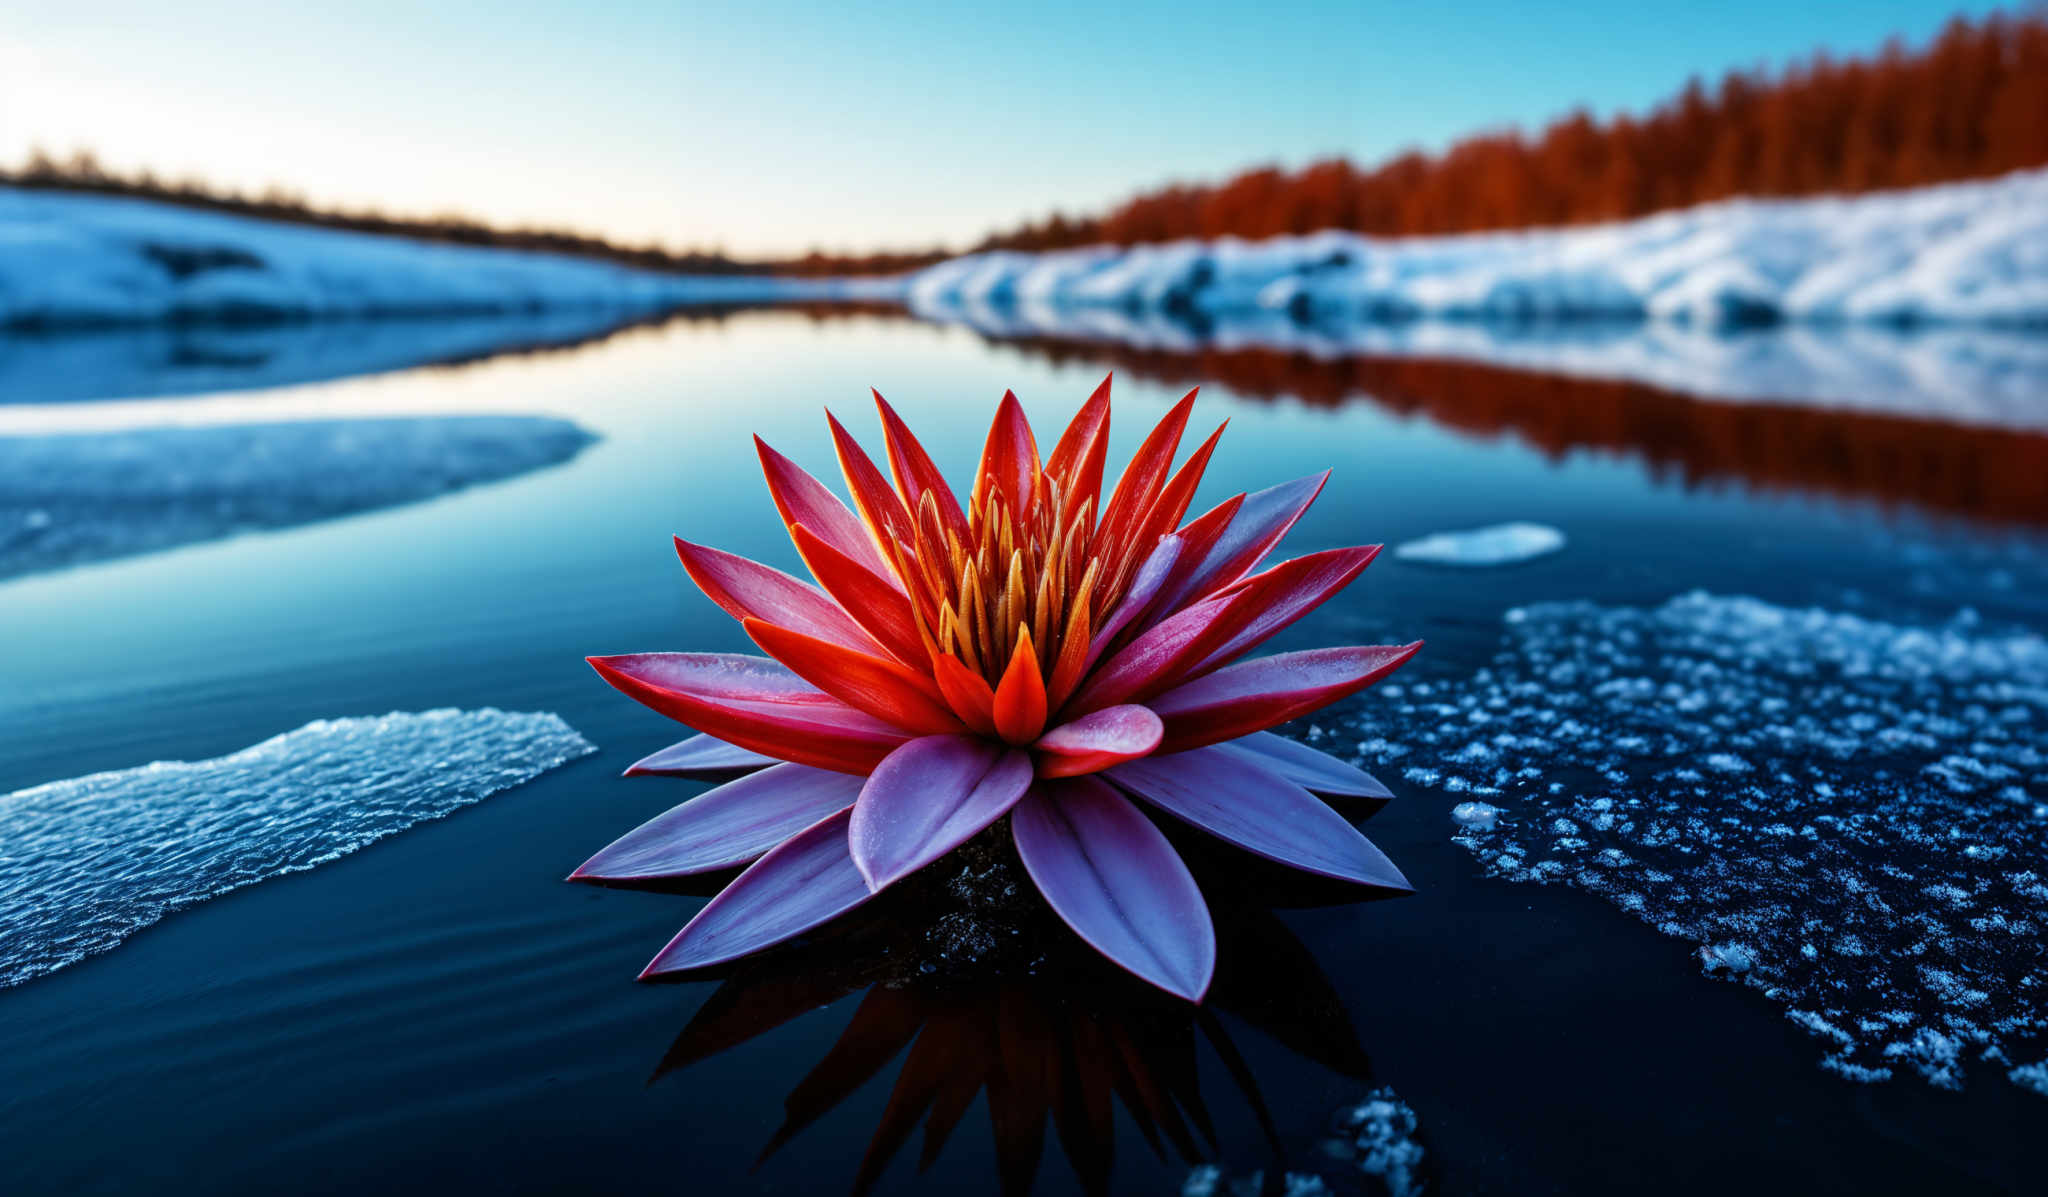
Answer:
[910,169,2048,328]
[0,186,898,328]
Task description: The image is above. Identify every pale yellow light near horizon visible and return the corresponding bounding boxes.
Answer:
[0,35,774,255]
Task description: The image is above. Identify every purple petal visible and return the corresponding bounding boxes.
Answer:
[1158,472,1327,610]
[1082,535,1182,671]
[848,735,1034,891]
[572,764,863,881]
[1108,747,1410,890]
[1011,778,1215,1001]
[622,733,779,779]
[1224,732,1393,804]
[641,808,871,975]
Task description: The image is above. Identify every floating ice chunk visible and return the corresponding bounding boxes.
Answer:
[0,416,595,581]
[0,709,594,989]
[2010,1061,2048,1096]
[1451,801,1502,832]
[1330,1086,1429,1197]
[1352,590,2048,1091]
[1394,523,1565,568]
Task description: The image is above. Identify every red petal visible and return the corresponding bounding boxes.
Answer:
[873,390,971,542]
[1082,534,1183,675]
[674,536,883,657]
[1045,373,1112,517]
[992,628,1049,744]
[1158,472,1327,612]
[929,648,999,736]
[1096,388,1195,570]
[1069,585,1243,714]
[1133,420,1225,548]
[587,653,910,773]
[743,618,963,736]
[1183,545,1381,677]
[826,410,916,563]
[1149,643,1421,753]
[789,523,927,666]
[972,389,1040,518]
[1033,704,1164,778]
[755,436,899,586]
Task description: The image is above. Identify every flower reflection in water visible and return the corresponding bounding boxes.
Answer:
[642,847,1414,1197]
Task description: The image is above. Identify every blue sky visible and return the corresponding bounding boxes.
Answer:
[0,1,2009,255]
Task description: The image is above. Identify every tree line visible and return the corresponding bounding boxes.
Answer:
[979,8,2048,250]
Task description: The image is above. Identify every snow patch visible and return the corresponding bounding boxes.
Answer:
[913,170,2048,329]
[0,709,594,989]
[1396,523,1565,567]
[0,186,904,328]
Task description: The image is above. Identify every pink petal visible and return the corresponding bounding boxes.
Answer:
[675,537,884,656]
[1158,472,1327,611]
[1109,747,1410,890]
[588,653,912,775]
[1149,643,1421,753]
[1011,777,1215,1001]
[1183,545,1381,677]
[847,736,1034,891]
[1033,705,1164,778]
[1066,585,1243,714]
[1082,534,1182,672]
[755,435,900,585]
[641,808,871,975]
[622,733,777,779]
[1224,732,1394,804]
[572,764,862,881]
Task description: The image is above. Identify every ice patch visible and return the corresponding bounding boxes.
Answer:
[1451,801,1502,831]
[1330,1087,1429,1197]
[0,416,594,580]
[1396,523,1565,567]
[1354,592,2048,1091]
[0,709,594,989]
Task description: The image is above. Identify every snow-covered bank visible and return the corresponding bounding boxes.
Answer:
[912,169,2048,328]
[0,186,906,327]
[0,415,594,580]
[0,709,594,989]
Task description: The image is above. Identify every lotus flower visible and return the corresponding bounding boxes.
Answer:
[578,377,1419,1000]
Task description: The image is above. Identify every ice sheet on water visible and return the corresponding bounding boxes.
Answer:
[1355,592,2048,1090]
[1395,523,1564,567]
[0,415,594,581]
[0,709,594,989]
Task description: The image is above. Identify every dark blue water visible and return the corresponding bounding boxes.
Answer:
[0,310,2042,1194]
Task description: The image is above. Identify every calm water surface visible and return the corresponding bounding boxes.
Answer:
[0,311,2042,1194]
